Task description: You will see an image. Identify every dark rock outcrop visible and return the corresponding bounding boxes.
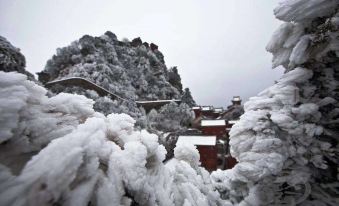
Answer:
[131,37,142,47]
[150,43,158,51]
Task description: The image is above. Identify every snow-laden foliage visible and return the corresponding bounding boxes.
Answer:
[0,71,225,206]
[40,32,195,131]
[0,71,96,175]
[212,0,339,205]
[274,0,339,22]
[147,102,194,132]
[55,85,148,129]
[168,67,183,93]
[0,36,35,80]
[181,88,196,107]
[222,104,244,121]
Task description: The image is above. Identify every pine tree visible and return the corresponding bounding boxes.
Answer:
[182,88,196,107]
[168,66,183,92]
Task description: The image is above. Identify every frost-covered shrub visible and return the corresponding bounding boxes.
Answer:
[0,71,225,206]
[174,143,200,169]
[211,0,339,205]
[147,102,194,132]
[0,71,96,175]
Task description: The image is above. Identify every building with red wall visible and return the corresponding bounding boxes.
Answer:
[192,106,202,117]
[192,106,225,119]
[200,119,227,139]
[187,98,244,171]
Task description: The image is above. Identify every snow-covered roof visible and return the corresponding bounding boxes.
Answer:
[228,120,239,125]
[213,108,223,112]
[176,135,216,146]
[192,106,201,110]
[201,106,213,111]
[201,120,226,127]
[232,96,241,101]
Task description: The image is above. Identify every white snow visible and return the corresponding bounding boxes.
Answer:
[274,0,339,22]
[233,97,241,101]
[201,106,212,111]
[228,120,239,125]
[266,22,294,53]
[176,136,216,146]
[213,108,223,112]
[201,119,226,127]
[0,71,225,206]
[289,35,310,65]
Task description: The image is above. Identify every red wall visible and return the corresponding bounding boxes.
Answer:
[201,126,227,138]
[197,145,217,172]
[193,109,201,118]
[201,111,217,118]
[225,156,237,169]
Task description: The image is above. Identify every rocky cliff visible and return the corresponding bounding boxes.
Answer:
[39,32,195,129]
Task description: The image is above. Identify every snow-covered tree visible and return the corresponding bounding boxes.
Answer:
[222,104,244,121]
[181,88,196,107]
[147,102,194,132]
[168,66,183,92]
[0,71,225,206]
[166,144,232,206]
[0,36,35,80]
[211,0,339,205]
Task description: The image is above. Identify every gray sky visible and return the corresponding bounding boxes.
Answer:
[0,0,284,107]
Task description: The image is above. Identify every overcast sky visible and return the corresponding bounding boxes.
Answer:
[0,0,284,107]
